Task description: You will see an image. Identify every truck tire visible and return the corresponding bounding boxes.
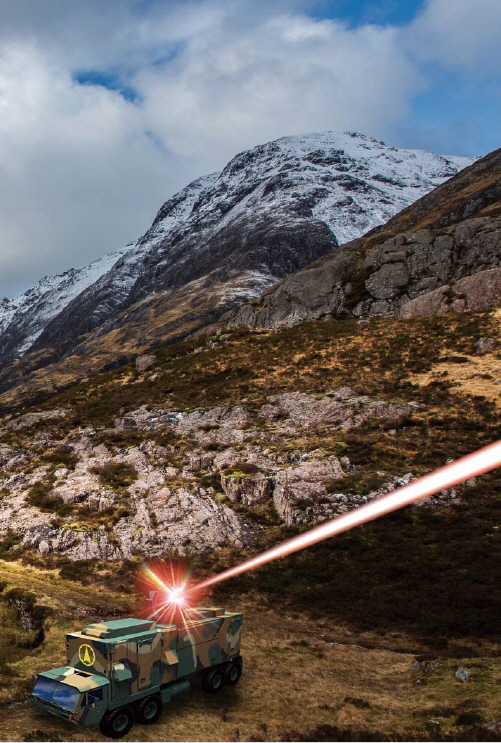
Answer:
[99,707,135,739]
[224,659,242,686]
[136,694,163,725]
[202,667,224,694]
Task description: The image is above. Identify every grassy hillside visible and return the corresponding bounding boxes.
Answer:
[1,558,501,743]
[1,309,501,740]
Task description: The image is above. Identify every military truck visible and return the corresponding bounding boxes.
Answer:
[29,606,243,738]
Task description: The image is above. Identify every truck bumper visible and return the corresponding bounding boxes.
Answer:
[29,696,82,728]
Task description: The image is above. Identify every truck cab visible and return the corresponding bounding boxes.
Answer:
[31,667,109,728]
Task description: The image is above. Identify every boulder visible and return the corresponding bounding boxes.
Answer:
[135,354,156,374]
[5,409,66,431]
[401,267,501,318]
[455,667,471,683]
[0,446,24,468]
[273,457,345,525]
[475,336,498,355]
[114,417,138,431]
[485,719,501,733]
[222,473,274,506]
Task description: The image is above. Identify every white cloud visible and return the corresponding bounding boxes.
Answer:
[0,41,195,296]
[0,0,494,297]
[134,14,421,163]
[407,0,501,70]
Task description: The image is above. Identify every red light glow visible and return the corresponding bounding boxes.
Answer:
[136,560,202,625]
[187,439,501,595]
[136,560,218,632]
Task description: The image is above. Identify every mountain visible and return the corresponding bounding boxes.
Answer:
[0,248,130,362]
[0,131,472,404]
[219,146,501,330]
[1,137,501,742]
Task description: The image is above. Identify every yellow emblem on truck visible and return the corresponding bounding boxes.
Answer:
[79,643,96,666]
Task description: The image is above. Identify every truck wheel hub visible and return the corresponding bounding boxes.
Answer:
[113,714,129,732]
[144,701,158,719]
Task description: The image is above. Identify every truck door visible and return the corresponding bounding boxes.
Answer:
[161,628,179,684]
[110,645,132,703]
[133,638,153,693]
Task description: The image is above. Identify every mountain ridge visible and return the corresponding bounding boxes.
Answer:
[0,131,472,404]
[217,146,501,331]
[0,247,131,363]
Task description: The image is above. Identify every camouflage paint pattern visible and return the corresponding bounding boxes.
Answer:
[30,607,243,729]
[29,665,109,728]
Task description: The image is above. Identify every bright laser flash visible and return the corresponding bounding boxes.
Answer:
[140,565,187,610]
[137,561,209,628]
[167,587,185,605]
[188,439,501,594]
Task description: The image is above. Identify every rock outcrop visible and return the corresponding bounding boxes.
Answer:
[135,354,156,374]
[259,390,418,431]
[0,388,431,561]
[400,266,501,318]
[218,148,501,330]
[5,409,67,431]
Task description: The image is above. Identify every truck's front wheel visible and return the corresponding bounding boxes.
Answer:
[136,694,163,724]
[99,707,135,739]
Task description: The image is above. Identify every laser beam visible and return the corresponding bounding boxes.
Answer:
[189,439,501,594]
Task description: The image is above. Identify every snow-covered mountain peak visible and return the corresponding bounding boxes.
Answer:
[198,130,475,245]
[0,247,130,359]
[0,130,475,365]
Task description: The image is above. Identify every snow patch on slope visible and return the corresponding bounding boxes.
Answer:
[0,131,474,361]
[0,247,130,358]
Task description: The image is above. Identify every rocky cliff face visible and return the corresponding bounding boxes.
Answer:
[0,389,425,560]
[0,132,471,403]
[219,147,501,330]
[401,266,501,318]
[0,304,487,562]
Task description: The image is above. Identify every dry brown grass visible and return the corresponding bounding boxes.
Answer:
[1,589,501,742]
[409,309,501,406]
[1,556,501,742]
[410,353,501,406]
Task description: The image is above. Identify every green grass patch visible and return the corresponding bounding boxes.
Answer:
[90,462,138,491]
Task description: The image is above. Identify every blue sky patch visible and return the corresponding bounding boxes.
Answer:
[73,70,140,102]
[311,0,425,27]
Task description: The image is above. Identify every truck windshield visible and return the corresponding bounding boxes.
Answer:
[51,684,81,712]
[33,677,57,702]
[33,677,81,712]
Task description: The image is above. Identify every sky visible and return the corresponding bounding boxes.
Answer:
[0,0,500,297]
